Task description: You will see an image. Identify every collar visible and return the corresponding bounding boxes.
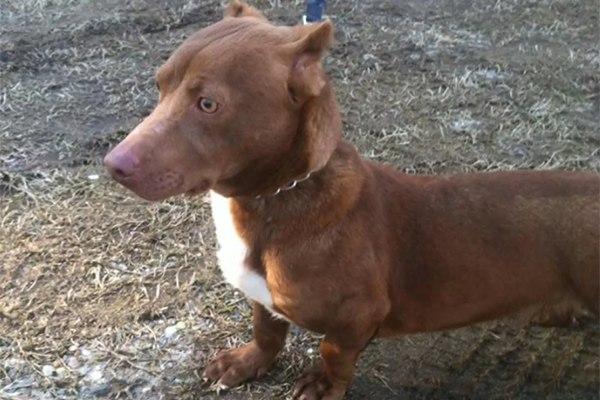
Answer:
[256,171,313,198]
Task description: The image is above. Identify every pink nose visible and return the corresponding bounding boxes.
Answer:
[104,148,139,180]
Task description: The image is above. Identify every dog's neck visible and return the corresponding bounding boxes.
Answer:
[229,142,366,237]
[215,81,342,198]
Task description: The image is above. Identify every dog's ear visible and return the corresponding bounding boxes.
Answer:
[286,20,334,102]
[286,21,340,172]
[224,0,267,21]
[297,82,342,172]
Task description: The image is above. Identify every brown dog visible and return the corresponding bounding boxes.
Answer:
[104,2,599,399]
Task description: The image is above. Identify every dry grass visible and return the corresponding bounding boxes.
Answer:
[1,168,320,399]
[0,0,598,399]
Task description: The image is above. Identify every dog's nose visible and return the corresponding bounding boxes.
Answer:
[104,149,139,180]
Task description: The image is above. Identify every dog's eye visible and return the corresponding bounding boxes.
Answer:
[198,97,219,113]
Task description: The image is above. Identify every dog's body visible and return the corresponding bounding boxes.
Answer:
[104,2,599,399]
[212,148,598,336]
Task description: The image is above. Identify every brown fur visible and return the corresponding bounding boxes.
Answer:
[104,3,600,399]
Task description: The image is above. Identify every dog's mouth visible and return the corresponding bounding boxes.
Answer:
[111,171,212,201]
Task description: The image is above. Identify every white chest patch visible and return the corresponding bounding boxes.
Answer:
[210,191,286,319]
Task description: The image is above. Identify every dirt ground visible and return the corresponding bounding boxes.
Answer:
[1,0,599,399]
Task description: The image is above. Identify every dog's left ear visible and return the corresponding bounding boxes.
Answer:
[285,21,341,172]
[286,20,334,102]
[224,0,267,21]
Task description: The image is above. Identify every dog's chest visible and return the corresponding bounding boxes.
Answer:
[209,192,287,320]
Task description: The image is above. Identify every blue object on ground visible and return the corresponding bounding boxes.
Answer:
[306,0,326,22]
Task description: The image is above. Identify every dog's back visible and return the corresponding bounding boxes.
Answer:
[377,169,599,333]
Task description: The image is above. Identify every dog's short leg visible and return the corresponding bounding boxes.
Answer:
[203,302,289,388]
[292,327,377,400]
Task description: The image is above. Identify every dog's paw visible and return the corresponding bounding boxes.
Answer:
[203,341,276,388]
[292,367,347,400]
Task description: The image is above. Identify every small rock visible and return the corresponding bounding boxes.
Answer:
[362,53,377,61]
[42,365,55,377]
[89,382,112,397]
[5,377,35,392]
[164,321,186,338]
[55,367,67,379]
[450,117,481,133]
[87,365,104,382]
[5,358,26,370]
[78,365,91,376]
[510,145,529,158]
[87,174,99,181]
[66,356,80,369]
[164,325,178,338]
[80,348,93,360]
[0,51,12,63]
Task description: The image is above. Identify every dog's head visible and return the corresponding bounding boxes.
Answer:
[104,1,341,200]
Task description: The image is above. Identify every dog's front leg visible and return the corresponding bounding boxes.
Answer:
[203,302,289,388]
[292,326,376,400]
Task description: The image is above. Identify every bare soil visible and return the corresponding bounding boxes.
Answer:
[1,0,598,399]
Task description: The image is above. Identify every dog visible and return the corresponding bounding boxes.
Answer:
[104,2,599,399]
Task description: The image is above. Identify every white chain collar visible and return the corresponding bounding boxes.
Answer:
[256,171,313,198]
